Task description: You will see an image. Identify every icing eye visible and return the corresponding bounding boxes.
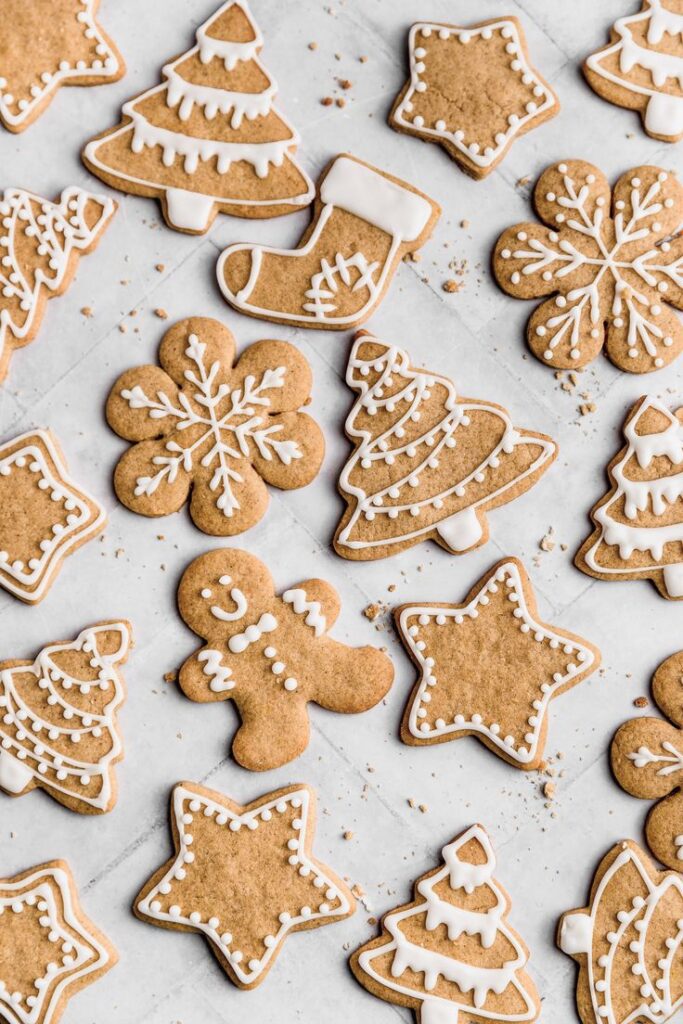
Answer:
[201,588,212,599]
[218,575,232,585]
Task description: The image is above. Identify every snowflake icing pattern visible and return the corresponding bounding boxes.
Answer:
[495,160,683,373]
[106,319,324,535]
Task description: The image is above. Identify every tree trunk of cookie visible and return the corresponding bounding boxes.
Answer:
[645,92,683,140]
[0,748,33,794]
[165,188,217,232]
[663,563,683,599]
[421,999,460,1023]
[436,507,483,552]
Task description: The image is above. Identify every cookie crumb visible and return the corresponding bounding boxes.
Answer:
[80,306,93,318]
[539,527,555,552]
[308,41,318,50]
[543,782,556,800]
[364,603,382,621]
[155,263,165,272]
[633,696,649,708]
[460,219,470,229]
[118,323,128,333]
[418,803,428,814]
[516,175,531,187]
[442,279,460,293]
[343,831,354,841]
[336,97,346,108]
[154,308,169,319]
[321,96,333,106]
[163,671,177,685]
[359,55,368,63]
[338,78,352,90]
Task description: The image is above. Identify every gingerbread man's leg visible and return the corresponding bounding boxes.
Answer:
[232,692,312,772]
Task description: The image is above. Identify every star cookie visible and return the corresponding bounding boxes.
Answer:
[0,859,117,1024]
[390,18,559,179]
[135,782,355,989]
[0,429,106,604]
[396,558,601,769]
[0,0,124,132]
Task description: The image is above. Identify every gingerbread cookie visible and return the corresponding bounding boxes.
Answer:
[0,859,117,1024]
[0,621,131,814]
[351,824,540,1023]
[334,332,557,561]
[575,395,683,601]
[105,317,324,537]
[494,161,683,373]
[177,547,394,771]
[0,0,124,133]
[0,429,106,604]
[135,781,355,989]
[390,18,559,179]
[584,0,683,142]
[0,186,115,383]
[83,0,313,233]
[559,839,683,1024]
[396,558,601,770]
[217,154,440,329]
[612,650,683,870]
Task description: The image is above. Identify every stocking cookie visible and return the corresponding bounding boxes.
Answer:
[334,332,557,561]
[135,781,355,989]
[612,651,683,870]
[83,0,313,233]
[584,0,683,142]
[396,558,601,770]
[177,548,394,770]
[217,154,440,330]
[559,840,683,1024]
[0,621,131,814]
[494,161,683,373]
[106,317,324,537]
[351,824,540,1024]
[575,395,683,601]
[390,18,559,179]
[0,429,106,604]
[0,859,117,1024]
[0,0,124,133]
[0,186,115,383]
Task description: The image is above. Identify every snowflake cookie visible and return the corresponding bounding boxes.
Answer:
[0,859,117,1024]
[351,825,540,1024]
[396,558,601,770]
[494,160,683,373]
[105,317,325,536]
[177,548,394,770]
[0,0,124,133]
[559,840,683,1024]
[612,650,683,870]
[135,781,355,989]
[575,395,683,601]
[0,621,131,814]
[390,17,559,179]
[0,429,106,604]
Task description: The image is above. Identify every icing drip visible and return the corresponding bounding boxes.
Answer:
[164,66,276,128]
[282,589,326,637]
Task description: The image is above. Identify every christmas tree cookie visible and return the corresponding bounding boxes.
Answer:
[612,650,683,870]
[135,781,355,989]
[0,621,131,814]
[0,0,124,133]
[0,859,117,1024]
[217,154,440,330]
[0,186,115,383]
[106,317,324,537]
[334,332,557,561]
[584,0,683,142]
[351,825,540,1023]
[576,395,683,600]
[390,17,559,179]
[396,558,601,770]
[0,429,106,604]
[83,0,313,233]
[177,547,394,771]
[494,161,683,373]
[559,840,683,1024]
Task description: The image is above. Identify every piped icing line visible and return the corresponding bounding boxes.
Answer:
[647,0,683,42]
[136,784,352,987]
[0,865,112,1024]
[198,649,234,693]
[196,1,264,71]
[393,19,557,169]
[282,588,326,637]
[400,561,596,765]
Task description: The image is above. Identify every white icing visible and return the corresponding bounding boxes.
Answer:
[217,156,436,325]
[559,911,593,955]
[663,563,683,597]
[336,337,556,553]
[136,784,351,986]
[0,0,121,129]
[0,623,129,811]
[357,825,537,1019]
[399,561,596,764]
[164,189,218,232]
[207,575,248,622]
[0,865,112,1024]
[196,2,263,70]
[227,613,277,653]
[282,588,326,637]
[0,430,106,604]
[121,332,301,520]
[164,65,276,128]
[646,90,683,135]
[393,20,557,168]
[628,740,683,774]
[198,649,234,693]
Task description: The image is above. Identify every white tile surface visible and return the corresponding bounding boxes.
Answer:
[0,1,682,1022]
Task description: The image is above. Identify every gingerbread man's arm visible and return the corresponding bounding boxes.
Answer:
[178,645,235,703]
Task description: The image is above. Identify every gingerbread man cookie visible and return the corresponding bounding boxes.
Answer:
[177,548,394,770]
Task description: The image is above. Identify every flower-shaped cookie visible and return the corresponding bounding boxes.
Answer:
[611,650,683,871]
[106,317,325,536]
[494,161,683,373]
